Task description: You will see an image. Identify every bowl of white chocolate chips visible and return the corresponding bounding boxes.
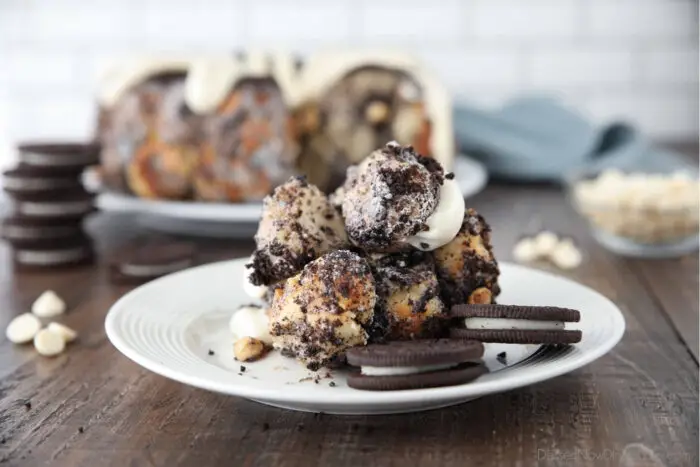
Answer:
[568,168,699,257]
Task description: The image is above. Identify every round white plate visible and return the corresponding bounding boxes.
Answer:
[92,156,487,237]
[105,259,625,415]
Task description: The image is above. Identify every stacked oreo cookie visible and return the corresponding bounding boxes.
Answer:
[1,143,100,269]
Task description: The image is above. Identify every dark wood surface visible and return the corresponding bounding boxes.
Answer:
[1,154,698,466]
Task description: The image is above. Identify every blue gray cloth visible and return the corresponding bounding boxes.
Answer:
[453,96,694,182]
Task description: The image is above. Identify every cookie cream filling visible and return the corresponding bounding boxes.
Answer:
[3,225,77,239]
[3,177,76,190]
[407,178,465,251]
[19,200,92,216]
[20,151,96,166]
[361,363,457,376]
[120,259,193,277]
[464,318,566,331]
[229,305,273,345]
[17,248,87,265]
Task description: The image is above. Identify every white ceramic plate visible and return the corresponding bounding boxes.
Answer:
[105,258,625,415]
[92,156,487,237]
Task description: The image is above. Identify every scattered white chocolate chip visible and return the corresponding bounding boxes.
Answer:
[6,313,42,344]
[532,231,559,256]
[513,231,583,270]
[47,322,78,343]
[234,336,267,362]
[512,237,540,263]
[31,290,66,318]
[551,239,583,270]
[33,328,66,357]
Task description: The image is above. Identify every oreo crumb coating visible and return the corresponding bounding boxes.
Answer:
[248,176,348,286]
[269,250,376,370]
[433,208,500,308]
[341,141,444,252]
[368,251,446,342]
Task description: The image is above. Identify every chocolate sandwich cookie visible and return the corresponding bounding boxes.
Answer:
[13,236,93,270]
[1,216,83,246]
[17,142,100,172]
[109,240,197,284]
[12,189,95,219]
[346,339,487,391]
[3,166,82,196]
[450,304,582,344]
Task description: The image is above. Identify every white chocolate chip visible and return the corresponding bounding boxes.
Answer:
[532,231,559,256]
[512,237,539,263]
[47,322,78,343]
[31,290,66,318]
[550,240,583,270]
[33,328,66,356]
[6,313,42,344]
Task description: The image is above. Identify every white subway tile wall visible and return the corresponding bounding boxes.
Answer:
[0,0,697,167]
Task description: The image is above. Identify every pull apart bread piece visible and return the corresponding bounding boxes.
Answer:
[247,176,348,287]
[433,208,501,308]
[341,141,464,253]
[269,250,376,370]
[367,251,447,342]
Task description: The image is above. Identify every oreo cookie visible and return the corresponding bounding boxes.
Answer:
[346,339,487,391]
[109,239,197,283]
[1,216,83,246]
[3,166,82,196]
[17,142,100,171]
[450,304,582,344]
[12,189,95,219]
[13,235,93,269]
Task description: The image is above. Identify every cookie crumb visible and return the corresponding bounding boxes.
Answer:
[329,381,336,387]
[497,352,507,365]
[445,172,455,180]
[78,427,84,434]
[23,400,31,410]
[240,365,246,372]
[262,422,270,432]
[207,349,215,356]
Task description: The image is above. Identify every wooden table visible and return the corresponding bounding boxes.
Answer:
[1,157,698,466]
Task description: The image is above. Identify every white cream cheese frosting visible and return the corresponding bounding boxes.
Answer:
[184,57,241,114]
[464,318,566,331]
[407,178,465,251]
[229,305,273,345]
[97,57,192,107]
[100,52,301,115]
[361,363,457,376]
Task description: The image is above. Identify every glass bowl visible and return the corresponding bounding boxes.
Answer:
[565,168,699,258]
